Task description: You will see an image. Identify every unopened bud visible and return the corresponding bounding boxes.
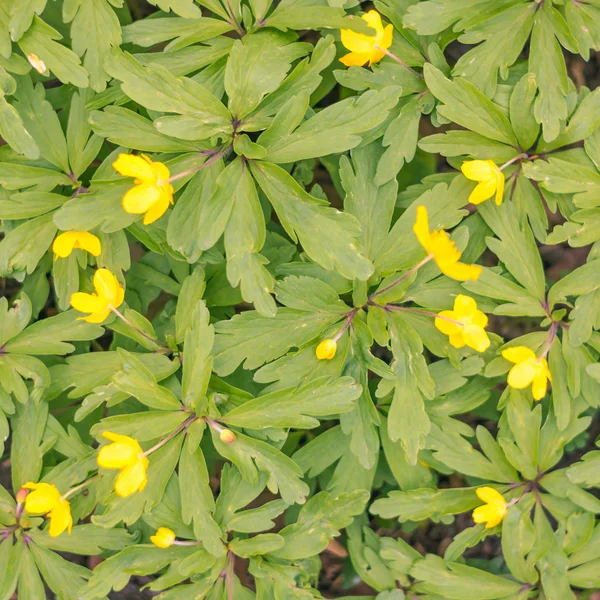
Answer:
[27,53,48,75]
[16,488,29,503]
[316,338,337,360]
[219,429,236,444]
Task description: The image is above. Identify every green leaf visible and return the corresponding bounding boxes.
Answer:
[251,161,374,280]
[222,376,360,429]
[8,0,47,42]
[501,505,538,584]
[90,106,201,152]
[424,63,518,145]
[230,533,285,557]
[264,0,372,32]
[509,72,540,151]
[269,490,369,561]
[0,212,56,276]
[29,524,135,555]
[17,17,89,88]
[262,87,401,163]
[3,310,102,355]
[16,545,45,600]
[111,350,181,411]
[225,30,310,119]
[410,554,523,599]
[179,434,225,557]
[0,539,21,600]
[0,162,72,190]
[145,0,202,18]
[105,49,231,140]
[386,313,431,465]
[62,0,121,92]
[0,95,39,159]
[211,428,309,505]
[371,487,480,523]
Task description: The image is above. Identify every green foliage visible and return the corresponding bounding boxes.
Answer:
[1,1,600,599]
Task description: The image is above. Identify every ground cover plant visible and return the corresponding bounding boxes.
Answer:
[1,0,600,598]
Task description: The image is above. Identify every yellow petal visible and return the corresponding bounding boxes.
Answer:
[150,160,171,183]
[453,294,477,317]
[434,311,460,336]
[98,441,140,470]
[52,232,78,259]
[369,48,386,66]
[74,232,102,257]
[114,457,149,497]
[501,346,536,364]
[476,486,506,506]
[507,361,537,389]
[472,503,499,525]
[363,10,384,34]
[122,183,161,215]
[471,309,488,329]
[81,307,112,324]
[438,260,482,281]
[532,369,548,400]
[463,324,491,353]
[142,191,171,225]
[339,51,372,67]
[340,29,375,54]
[495,170,505,205]
[93,268,121,306]
[113,153,155,182]
[23,483,61,514]
[48,498,72,537]
[468,178,497,205]
[70,292,108,315]
[151,527,176,548]
[413,205,432,254]
[461,160,496,182]
[380,24,394,50]
[448,331,466,348]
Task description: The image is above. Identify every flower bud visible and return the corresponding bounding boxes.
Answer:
[150,527,176,548]
[220,429,236,444]
[16,487,29,503]
[316,339,337,360]
[27,53,48,75]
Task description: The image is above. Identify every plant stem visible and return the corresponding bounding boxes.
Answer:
[498,153,528,171]
[226,551,235,600]
[62,478,95,500]
[143,415,197,456]
[370,255,433,301]
[538,321,558,360]
[385,304,463,326]
[373,45,424,79]
[205,417,225,434]
[332,307,360,342]
[165,145,232,185]
[224,0,245,36]
[110,306,170,351]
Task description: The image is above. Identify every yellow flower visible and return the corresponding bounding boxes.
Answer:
[70,268,124,323]
[52,231,102,260]
[340,10,393,67]
[97,432,149,497]
[23,482,72,537]
[435,295,490,353]
[413,206,482,281]
[472,487,507,529]
[461,160,505,206]
[151,527,176,548]
[316,339,337,360]
[501,346,552,400]
[112,153,174,225]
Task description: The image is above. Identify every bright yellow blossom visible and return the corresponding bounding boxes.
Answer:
[23,482,72,537]
[340,10,393,67]
[151,527,176,548]
[501,346,552,400]
[316,339,337,360]
[97,432,148,497]
[461,160,505,206]
[435,295,490,353]
[472,487,507,529]
[70,268,124,323]
[112,153,174,225]
[27,53,48,75]
[219,429,237,444]
[53,231,101,260]
[413,206,481,281]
